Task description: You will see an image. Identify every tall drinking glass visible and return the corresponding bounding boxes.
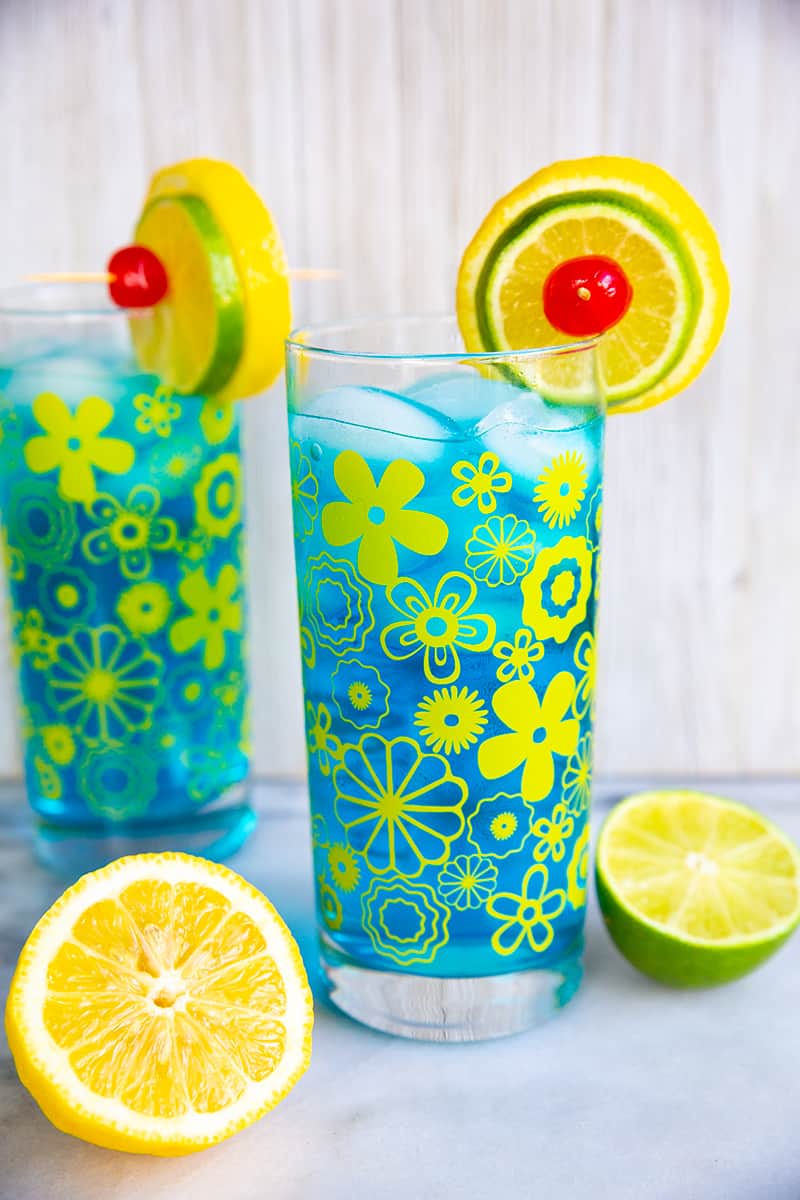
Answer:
[286,317,603,1040]
[0,285,253,873]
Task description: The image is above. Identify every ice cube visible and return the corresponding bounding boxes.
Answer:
[406,371,529,433]
[479,393,604,487]
[290,385,463,464]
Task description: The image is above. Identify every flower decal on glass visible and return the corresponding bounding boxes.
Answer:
[492,627,544,683]
[334,734,467,878]
[437,854,498,910]
[467,792,533,860]
[303,553,375,656]
[331,658,390,730]
[170,564,243,670]
[451,451,511,514]
[520,535,592,644]
[478,674,580,804]
[290,441,319,540]
[381,572,495,685]
[566,823,590,909]
[116,581,172,636]
[533,450,588,529]
[38,566,96,626]
[585,483,602,548]
[327,843,361,893]
[465,514,535,587]
[83,484,178,580]
[318,875,344,930]
[41,724,75,765]
[133,386,181,438]
[15,609,57,670]
[199,396,235,446]
[150,435,203,495]
[572,630,596,718]
[361,876,450,965]
[322,451,448,586]
[79,744,158,821]
[24,392,134,502]
[9,482,77,566]
[414,685,488,755]
[532,802,574,862]
[194,453,242,541]
[47,625,161,742]
[33,754,61,801]
[306,701,343,777]
[562,733,593,816]
[2,532,24,582]
[487,864,567,955]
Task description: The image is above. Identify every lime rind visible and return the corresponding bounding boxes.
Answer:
[133,194,246,396]
[596,790,800,987]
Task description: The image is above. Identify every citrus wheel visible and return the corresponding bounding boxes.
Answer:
[457,156,729,411]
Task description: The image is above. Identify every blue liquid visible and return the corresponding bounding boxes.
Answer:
[0,344,250,860]
[289,373,603,978]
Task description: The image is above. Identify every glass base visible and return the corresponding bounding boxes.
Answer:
[321,942,584,1042]
[32,783,256,877]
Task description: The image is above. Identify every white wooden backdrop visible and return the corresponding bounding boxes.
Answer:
[0,0,797,779]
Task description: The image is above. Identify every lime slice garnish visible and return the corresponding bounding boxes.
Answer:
[131,194,245,395]
[596,790,800,986]
[457,156,729,412]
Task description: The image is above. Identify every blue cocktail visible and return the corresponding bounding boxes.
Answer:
[287,317,603,1039]
[0,287,252,871]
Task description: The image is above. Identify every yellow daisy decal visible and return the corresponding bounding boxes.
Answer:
[566,823,590,909]
[322,451,448,585]
[492,627,544,683]
[532,802,574,862]
[327,843,361,893]
[414,685,488,754]
[451,451,511,514]
[572,630,596,718]
[533,450,587,529]
[477,674,580,803]
[520,535,592,644]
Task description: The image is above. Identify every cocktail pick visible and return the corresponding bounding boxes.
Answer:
[25,247,341,309]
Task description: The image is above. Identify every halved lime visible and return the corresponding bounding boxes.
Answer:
[596,790,800,986]
[132,194,245,396]
[457,157,729,412]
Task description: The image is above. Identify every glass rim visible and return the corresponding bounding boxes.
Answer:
[0,282,150,321]
[286,313,600,364]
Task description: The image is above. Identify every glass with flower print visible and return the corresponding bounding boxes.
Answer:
[287,316,604,1040]
[0,285,252,871]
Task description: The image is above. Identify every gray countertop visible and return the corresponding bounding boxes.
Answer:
[2,779,799,1200]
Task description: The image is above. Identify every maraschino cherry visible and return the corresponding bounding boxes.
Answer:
[543,254,633,337]
[107,246,169,308]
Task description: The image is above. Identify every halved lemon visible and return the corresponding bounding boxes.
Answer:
[596,791,800,986]
[5,853,313,1155]
[133,158,291,401]
[457,156,729,412]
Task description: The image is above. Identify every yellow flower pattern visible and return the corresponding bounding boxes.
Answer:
[487,864,567,955]
[381,571,495,685]
[24,392,134,502]
[478,675,580,803]
[290,417,600,971]
[169,564,242,670]
[521,535,593,644]
[322,451,448,585]
[334,734,467,878]
[451,451,511,514]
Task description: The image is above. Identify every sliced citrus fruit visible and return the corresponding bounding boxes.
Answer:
[457,156,729,412]
[5,852,313,1155]
[134,158,291,401]
[131,195,245,395]
[596,791,800,986]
